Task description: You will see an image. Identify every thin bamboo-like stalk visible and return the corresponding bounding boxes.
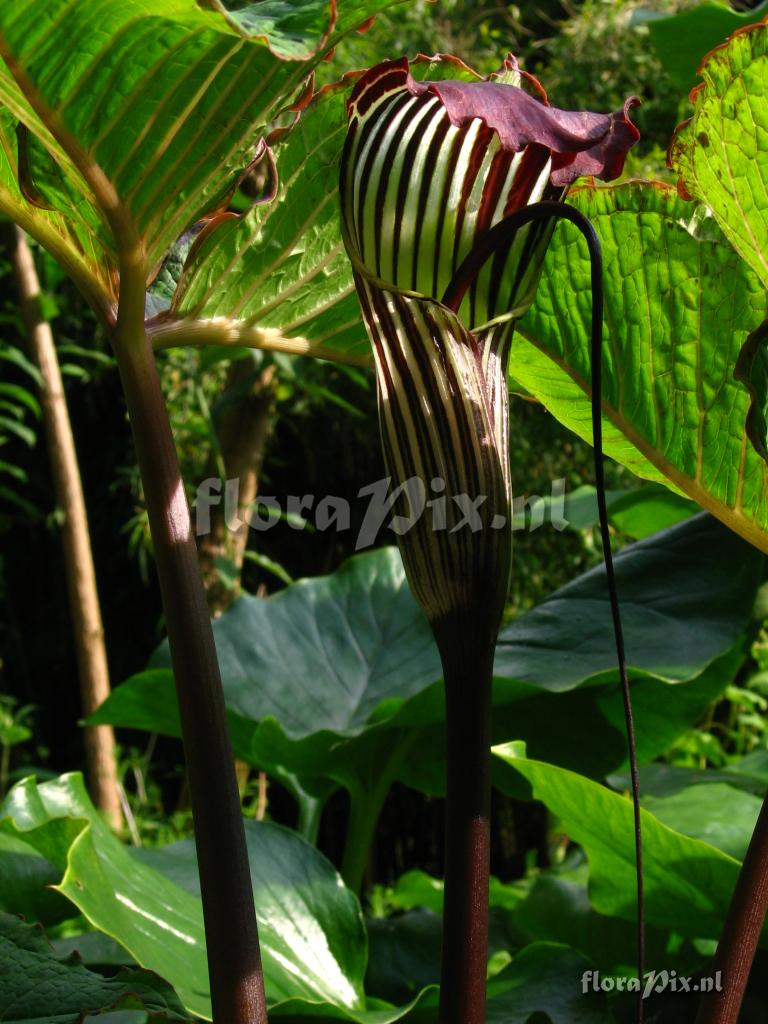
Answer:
[9,227,122,830]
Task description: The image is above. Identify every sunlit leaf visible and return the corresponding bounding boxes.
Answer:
[0,0,403,289]
[494,750,754,940]
[157,84,367,364]
[516,182,768,551]
[0,774,373,1020]
[670,18,768,468]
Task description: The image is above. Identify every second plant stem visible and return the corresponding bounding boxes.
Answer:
[437,629,493,1024]
[696,792,768,1023]
[113,290,267,1024]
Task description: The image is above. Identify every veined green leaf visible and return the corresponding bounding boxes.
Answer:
[0,911,189,1024]
[0,105,114,320]
[156,84,368,364]
[0,0,402,288]
[669,17,768,466]
[670,15,768,289]
[516,182,768,552]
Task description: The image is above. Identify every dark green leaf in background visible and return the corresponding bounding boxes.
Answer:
[0,911,189,1024]
[646,1,768,93]
[93,515,761,803]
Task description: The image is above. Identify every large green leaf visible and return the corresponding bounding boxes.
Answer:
[641,783,764,861]
[0,0,400,287]
[93,516,760,796]
[0,911,189,1024]
[494,513,761,692]
[669,18,768,467]
[515,182,768,551]
[484,943,613,1024]
[0,774,377,1020]
[609,759,768,861]
[155,546,442,739]
[152,83,367,364]
[494,749,751,941]
[670,16,768,290]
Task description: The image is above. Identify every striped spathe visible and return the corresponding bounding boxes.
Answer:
[339,55,638,641]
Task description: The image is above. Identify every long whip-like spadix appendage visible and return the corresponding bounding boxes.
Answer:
[444,199,645,1024]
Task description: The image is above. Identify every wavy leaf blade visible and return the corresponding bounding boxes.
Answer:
[516,182,768,551]
[0,774,370,1020]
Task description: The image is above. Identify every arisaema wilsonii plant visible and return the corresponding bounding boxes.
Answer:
[3,0,768,1021]
[339,55,641,1024]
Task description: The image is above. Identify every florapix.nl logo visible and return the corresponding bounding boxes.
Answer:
[581,969,723,999]
[194,475,572,550]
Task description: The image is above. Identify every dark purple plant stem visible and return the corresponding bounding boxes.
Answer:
[445,200,644,1023]
[695,794,768,1023]
[436,624,494,1024]
[113,295,268,1024]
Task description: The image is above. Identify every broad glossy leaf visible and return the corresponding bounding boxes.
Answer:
[494,513,761,692]
[93,517,760,797]
[647,1,768,92]
[0,0,401,284]
[133,827,367,1010]
[515,183,768,552]
[157,85,367,364]
[494,749,750,940]
[0,911,188,1023]
[155,547,441,738]
[641,783,763,860]
[0,774,372,1020]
